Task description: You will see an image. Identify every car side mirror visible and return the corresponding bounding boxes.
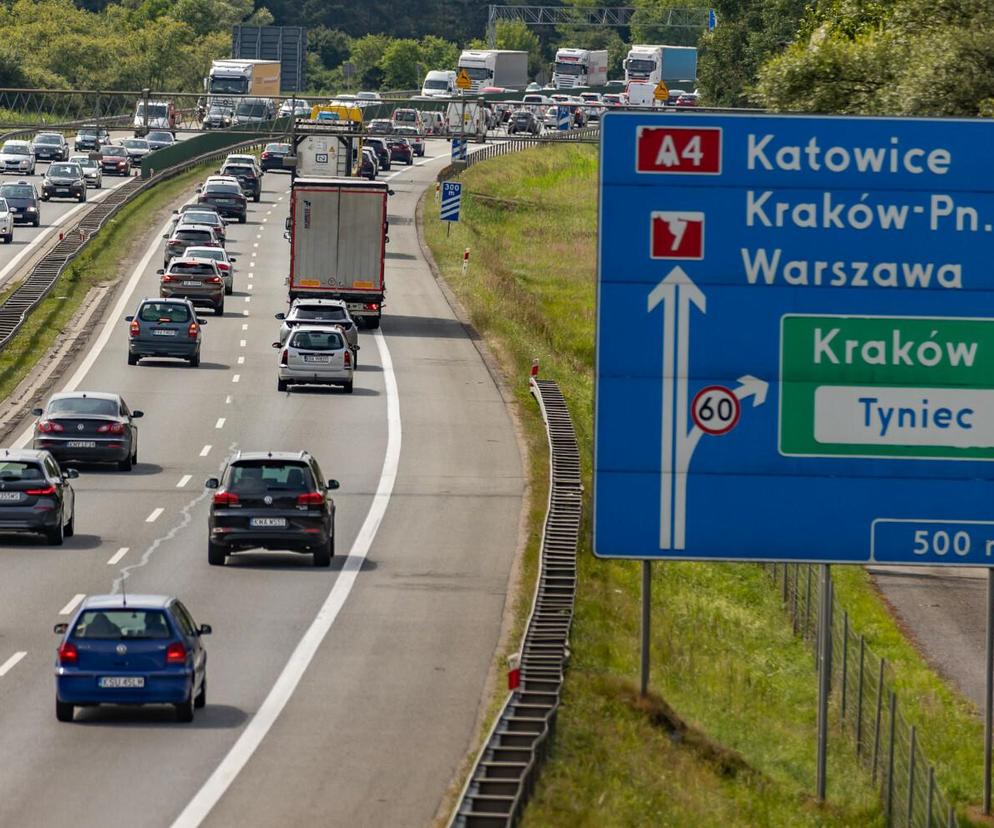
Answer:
[156,268,164,275]
[271,342,280,349]
[284,217,291,231]
[205,478,219,489]
[327,479,340,490]
[53,623,68,635]
[64,469,79,479]
[229,257,236,262]
[125,315,134,322]
[274,312,286,320]
[388,189,396,196]
[132,410,144,418]
[384,235,390,244]
[161,234,168,239]
[31,407,43,416]
[197,318,207,326]
[199,624,212,635]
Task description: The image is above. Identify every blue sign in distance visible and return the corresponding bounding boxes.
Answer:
[557,106,571,131]
[595,112,994,564]
[451,137,468,161]
[440,181,461,222]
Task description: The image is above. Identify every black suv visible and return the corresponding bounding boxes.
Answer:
[41,163,86,202]
[219,163,261,202]
[0,181,40,226]
[205,451,339,567]
[74,126,110,153]
[198,182,246,223]
[0,448,78,545]
[363,138,391,172]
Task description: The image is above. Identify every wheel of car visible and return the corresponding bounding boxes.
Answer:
[407,158,413,166]
[3,233,10,244]
[343,380,354,394]
[32,218,39,227]
[45,514,64,546]
[194,677,207,709]
[65,507,75,538]
[118,454,132,472]
[215,301,224,316]
[78,192,85,203]
[277,378,288,392]
[189,352,200,368]
[175,693,195,723]
[365,316,381,330]
[127,352,138,366]
[238,215,246,224]
[253,192,260,203]
[207,539,226,566]
[313,538,332,567]
[55,699,74,722]
[225,283,232,296]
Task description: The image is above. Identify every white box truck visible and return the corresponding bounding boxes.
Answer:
[287,177,389,327]
[205,59,281,108]
[552,49,608,89]
[421,70,457,97]
[294,135,352,178]
[446,100,488,138]
[456,50,528,91]
[623,45,697,90]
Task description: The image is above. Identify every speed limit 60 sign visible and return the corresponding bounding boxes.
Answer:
[691,386,740,435]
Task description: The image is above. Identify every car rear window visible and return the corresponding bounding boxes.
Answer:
[48,397,117,416]
[169,262,215,275]
[147,131,172,141]
[175,230,211,243]
[294,306,346,321]
[226,461,314,493]
[139,302,191,323]
[185,248,223,261]
[72,610,172,640]
[182,212,219,224]
[205,185,241,196]
[223,166,254,176]
[0,461,44,481]
[3,144,29,154]
[290,330,344,351]
[265,143,289,152]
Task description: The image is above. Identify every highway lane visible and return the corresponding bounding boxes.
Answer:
[0,138,523,827]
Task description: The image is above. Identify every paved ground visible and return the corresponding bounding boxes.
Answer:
[0,138,524,827]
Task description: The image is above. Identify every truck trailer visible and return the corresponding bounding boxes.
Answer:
[456,50,528,91]
[287,177,388,327]
[552,49,608,89]
[205,59,281,104]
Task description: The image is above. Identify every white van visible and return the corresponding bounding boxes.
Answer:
[421,70,457,98]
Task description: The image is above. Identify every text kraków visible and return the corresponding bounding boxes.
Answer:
[813,328,977,368]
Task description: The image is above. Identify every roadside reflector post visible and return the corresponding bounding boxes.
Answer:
[507,653,521,692]
[462,247,470,275]
[434,181,440,203]
[530,359,539,378]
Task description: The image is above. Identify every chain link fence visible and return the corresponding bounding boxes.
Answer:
[767,564,958,827]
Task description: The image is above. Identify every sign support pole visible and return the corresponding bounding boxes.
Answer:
[640,560,651,696]
[816,564,832,801]
[985,568,994,814]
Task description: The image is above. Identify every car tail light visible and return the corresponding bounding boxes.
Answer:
[165,642,187,664]
[217,263,229,272]
[187,322,199,339]
[161,273,175,282]
[261,152,271,159]
[213,490,239,506]
[364,303,380,311]
[296,491,323,507]
[36,421,64,433]
[280,349,288,366]
[26,484,56,496]
[130,319,140,337]
[343,350,351,367]
[97,422,125,435]
[58,641,78,665]
[207,276,222,284]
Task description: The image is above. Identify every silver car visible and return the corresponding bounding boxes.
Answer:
[0,198,13,243]
[274,326,354,393]
[158,256,225,315]
[183,246,236,295]
[69,155,102,188]
[0,141,36,174]
[275,299,359,359]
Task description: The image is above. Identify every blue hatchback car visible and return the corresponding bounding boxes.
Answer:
[54,594,210,723]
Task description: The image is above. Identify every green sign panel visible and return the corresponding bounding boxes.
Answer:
[780,315,994,460]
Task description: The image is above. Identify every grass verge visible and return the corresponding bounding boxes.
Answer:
[0,164,210,403]
[423,144,985,825]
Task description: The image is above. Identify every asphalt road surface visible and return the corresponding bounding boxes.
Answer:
[0,138,524,827]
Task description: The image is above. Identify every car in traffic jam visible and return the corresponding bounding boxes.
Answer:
[0,181,40,225]
[126,298,205,367]
[31,392,143,472]
[99,145,132,176]
[41,163,87,202]
[0,448,77,545]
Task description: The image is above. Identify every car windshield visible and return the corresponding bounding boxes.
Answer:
[226,461,314,493]
[71,609,172,640]
[294,306,346,321]
[35,135,61,144]
[0,461,44,482]
[139,302,190,322]
[123,140,149,149]
[103,147,126,157]
[169,262,215,276]
[1,185,33,198]
[3,144,29,155]
[424,79,449,90]
[78,129,98,138]
[48,396,117,416]
[48,164,79,177]
[208,106,233,117]
[627,59,657,73]
[147,131,173,142]
[137,104,167,117]
[289,330,344,351]
[210,77,249,95]
[236,101,269,117]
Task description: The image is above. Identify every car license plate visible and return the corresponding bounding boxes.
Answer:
[152,329,177,336]
[217,198,233,203]
[183,280,201,286]
[346,303,363,312]
[0,492,21,502]
[66,441,96,449]
[56,188,69,194]
[250,517,286,528]
[303,355,331,364]
[98,677,145,689]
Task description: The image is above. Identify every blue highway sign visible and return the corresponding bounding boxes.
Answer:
[440,181,462,222]
[557,106,571,131]
[594,112,994,564]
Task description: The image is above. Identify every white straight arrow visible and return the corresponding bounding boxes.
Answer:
[648,275,677,550]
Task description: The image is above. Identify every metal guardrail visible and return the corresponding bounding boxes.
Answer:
[438,126,600,182]
[449,376,580,827]
[767,564,959,827]
[0,133,276,349]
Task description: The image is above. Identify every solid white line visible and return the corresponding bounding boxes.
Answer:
[59,594,86,616]
[177,474,192,488]
[0,652,26,678]
[107,547,129,565]
[214,418,225,429]
[200,445,212,457]
[12,209,176,449]
[146,507,164,523]
[171,328,401,828]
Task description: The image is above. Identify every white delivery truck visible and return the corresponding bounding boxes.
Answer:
[286,177,389,328]
[446,100,488,139]
[421,70,457,97]
[552,49,609,89]
[456,50,528,91]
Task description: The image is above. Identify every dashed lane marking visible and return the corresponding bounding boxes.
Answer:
[59,594,86,616]
[107,547,129,566]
